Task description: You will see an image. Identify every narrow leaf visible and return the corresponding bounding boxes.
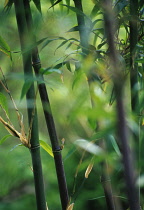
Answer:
[39,140,54,157]
[67,26,79,32]
[0,35,11,58]
[20,81,33,100]
[42,68,62,75]
[49,0,62,9]
[75,139,103,155]
[33,0,41,13]
[0,134,11,145]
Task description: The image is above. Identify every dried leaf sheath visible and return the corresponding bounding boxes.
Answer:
[0,116,30,148]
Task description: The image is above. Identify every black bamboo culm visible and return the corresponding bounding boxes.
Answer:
[130,0,139,112]
[102,0,140,210]
[73,1,115,209]
[23,1,69,209]
[14,1,47,209]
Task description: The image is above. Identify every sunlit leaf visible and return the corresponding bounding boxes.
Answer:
[74,139,103,155]
[66,203,74,210]
[0,35,11,58]
[39,140,53,157]
[109,135,121,156]
[41,68,62,75]
[49,0,62,9]
[0,134,11,145]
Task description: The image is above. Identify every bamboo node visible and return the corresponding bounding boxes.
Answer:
[30,144,40,150]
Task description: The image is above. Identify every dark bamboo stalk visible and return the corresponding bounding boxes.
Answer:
[130,0,139,112]
[22,1,69,209]
[102,0,140,209]
[73,1,115,209]
[14,1,47,209]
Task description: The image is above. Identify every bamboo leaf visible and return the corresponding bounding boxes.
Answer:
[39,140,54,157]
[109,135,121,156]
[49,0,62,9]
[114,0,128,15]
[74,139,103,155]
[66,203,74,210]
[40,37,66,51]
[0,134,11,145]
[20,81,33,100]
[4,0,13,11]
[62,4,86,17]
[0,35,11,58]
[55,40,69,52]
[67,26,79,32]
[33,0,41,13]
[41,68,62,75]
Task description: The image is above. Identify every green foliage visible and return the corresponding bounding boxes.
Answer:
[0,0,144,209]
[0,35,11,58]
[0,134,11,145]
[39,140,53,157]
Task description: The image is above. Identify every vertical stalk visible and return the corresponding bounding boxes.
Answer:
[23,1,69,209]
[14,1,47,209]
[73,1,115,209]
[102,0,140,209]
[130,0,139,112]
[73,0,89,56]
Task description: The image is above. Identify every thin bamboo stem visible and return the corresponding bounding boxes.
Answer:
[73,1,115,209]
[102,0,140,209]
[14,1,47,209]
[23,1,69,209]
[130,0,139,112]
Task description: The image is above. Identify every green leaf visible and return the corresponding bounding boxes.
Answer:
[109,135,121,156]
[41,68,62,75]
[39,140,54,157]
[55,40,69,52]
[0,134,12,145]
[33,0,41,13]
[4,0,13,12]
[114,0,128,16]
[74,139,103,155]
[62,4,92,26]
[0,92,8,114]
[136,59,144,64]
[90,4,100,18]
[62,4,86,17]
[66,61,72,72]
[67,26,79,32]
[20,81,33,100]
[90,126,114,141]
[49,0,62,9]
[40,37,66,51]
[0,35,11,58]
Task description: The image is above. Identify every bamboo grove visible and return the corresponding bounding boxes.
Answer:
[0,0,144,209]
